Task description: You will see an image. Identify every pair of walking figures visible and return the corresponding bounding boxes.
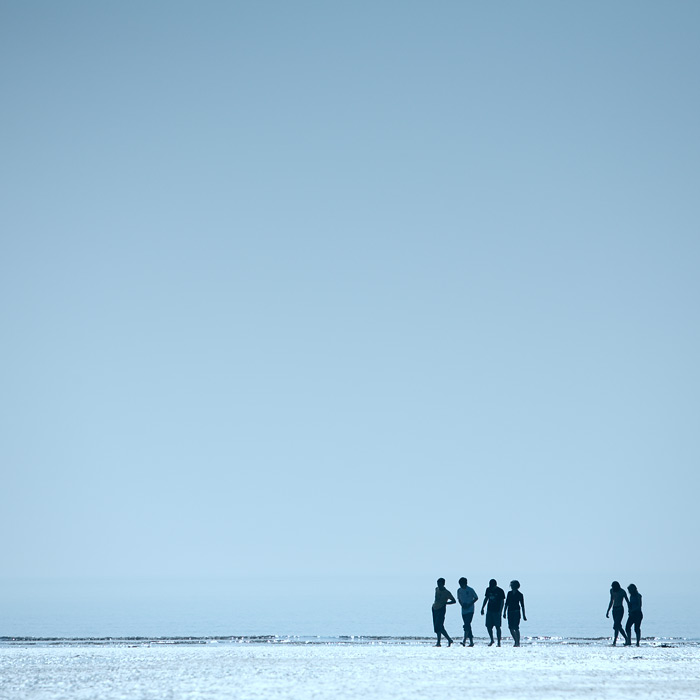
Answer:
[606,581,643,646]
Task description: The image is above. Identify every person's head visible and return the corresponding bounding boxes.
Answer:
[611,581,621,592]
[459,577,467,587]
[510,580,520,590]
[628,583,638,596]
[489,578,497,588]
[437,578,446,588]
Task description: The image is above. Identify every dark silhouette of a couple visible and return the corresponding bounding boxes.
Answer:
[606,581,643,646]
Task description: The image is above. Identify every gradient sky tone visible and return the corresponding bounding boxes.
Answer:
[2,1,699,587]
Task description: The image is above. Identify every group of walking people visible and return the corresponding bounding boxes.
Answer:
[607,581,643,646]
[431,577,526,648]
[432,577,645,647]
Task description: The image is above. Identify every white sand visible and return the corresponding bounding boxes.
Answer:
[1,642,699,699]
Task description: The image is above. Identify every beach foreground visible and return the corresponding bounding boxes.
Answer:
[2,642,699,699]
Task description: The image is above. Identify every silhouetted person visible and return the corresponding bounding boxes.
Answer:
[432,577,456,647]
[480,578,505,646]
[503,580,527,647]
[606,580,630,646]
[624,583,643,647]
[457,577,479,647]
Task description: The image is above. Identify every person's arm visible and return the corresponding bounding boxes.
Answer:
[471,591,479,606]
[521,594,526,621]
[606,594,613,618]
[447,591,456,605]
[503,592,509,619]
[481,592,487,615]
[623,591,629,609]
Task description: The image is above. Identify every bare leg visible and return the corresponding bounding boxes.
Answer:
[462,614,474,646]
[624,620,633,646]
[614,622,629,646]
[496,626,502,646]
[487,626,494,646]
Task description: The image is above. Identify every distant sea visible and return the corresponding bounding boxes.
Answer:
[1,574,697,643]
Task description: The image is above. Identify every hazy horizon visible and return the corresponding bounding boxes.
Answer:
[2,571,697,640]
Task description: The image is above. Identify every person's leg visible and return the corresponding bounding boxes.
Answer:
[487,624,494,646]
[435,607,451,645]
[635,612,643,646]
[613,608,628,645]
[496,621,502,646]
[619,617,630,645]
[433,609,442,646]
[462,614,468,646]
[512,618,521,646]
[624,617,633,646]
[508,615,520,646]
[465,612,474,646]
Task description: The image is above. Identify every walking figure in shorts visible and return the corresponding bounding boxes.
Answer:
[431,577,456,647]
[503,580,527,646]
[457,577,479,647]
[624,583,643,647]
[481,578,505,646]
[606,580,630,646]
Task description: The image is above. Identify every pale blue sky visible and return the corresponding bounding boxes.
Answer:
[1,1,699,585]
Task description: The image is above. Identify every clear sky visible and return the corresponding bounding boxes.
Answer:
[2,1,699,586]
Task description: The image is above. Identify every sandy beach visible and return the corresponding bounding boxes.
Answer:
[2,641,699,700]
